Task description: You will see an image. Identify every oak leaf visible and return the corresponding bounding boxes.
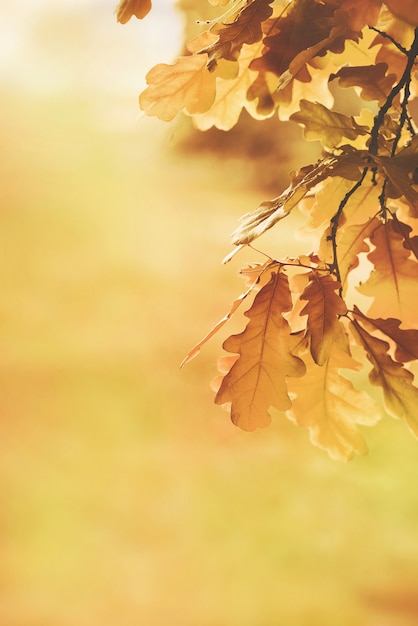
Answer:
[202,0,274,70]
[352,307,418,363]
[215,270,306,431]
[115,0,151,22]
[350,319,418,437]
[290,100,369,149]
[139,55,216,121]
[330,63,396,105]
[193,44,263,131]
[299,272,347,365]
[357,219,418,326]
[287,331,382,461]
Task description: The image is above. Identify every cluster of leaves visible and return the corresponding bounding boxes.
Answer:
[117,0,418,460]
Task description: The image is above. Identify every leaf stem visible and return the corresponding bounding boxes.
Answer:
[329,167,369,290]
[369,27,418,157]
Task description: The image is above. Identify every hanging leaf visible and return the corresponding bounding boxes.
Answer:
[299,272,347,365]
[330,63,396,105]
[139,55,216,121]
[289,100,369,149]
[287,330,382,461]
[350,318,418,437]
[352,306,418,363]
[215,270,306,431]
[201,0,274,70]
[357,219,418,326]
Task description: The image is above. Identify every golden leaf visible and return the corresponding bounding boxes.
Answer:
[115,0,151,23]
[350,318,418,437]
[299,272,347,365]
[139,55,216,121]
[287,330,382,461]
[202,0,274,69]
[215,270,306,431]
[193,44,263,131]
[357,219,418,326]
[330,63,396,105]
[290,100,369,149]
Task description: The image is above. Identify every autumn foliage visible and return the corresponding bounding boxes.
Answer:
[117,0,418,460]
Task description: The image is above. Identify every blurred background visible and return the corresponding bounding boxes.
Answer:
[1,1,418,624]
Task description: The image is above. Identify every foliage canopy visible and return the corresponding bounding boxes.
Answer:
[116,0,418,460]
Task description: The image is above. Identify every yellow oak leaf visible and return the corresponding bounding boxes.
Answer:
[289,100,369,149]
[193,44,264,131]
[350,318,418,437]
[215,270,306,431]
[115,0,151,22]
[299,272,347,365]
[357,219,418,326]
[287,328,382,461]
[139,55,216,121]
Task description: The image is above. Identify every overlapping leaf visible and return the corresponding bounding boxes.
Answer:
[139,54,216,121]
[357,219,418,326]
[350,318,418,437]
[201,0,274,70]
[287,329,382,461]
[299,272,347,365]
[215,270,306,431]
[352,307,418,363]
[330,63,396,105]
[290,100,369,149]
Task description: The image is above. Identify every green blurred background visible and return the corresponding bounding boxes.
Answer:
[1,2,418,624]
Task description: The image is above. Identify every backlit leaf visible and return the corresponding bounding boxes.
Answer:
[139,55,216,121]
[215,270,306,431]
[330,63,396,105]
[202,0,274,70]
[357,219,418,326]
[299,272,347,365]
[350,318,418,437]
[287,328,382,461]
[290,100,369,149]
[352,307,418,363]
